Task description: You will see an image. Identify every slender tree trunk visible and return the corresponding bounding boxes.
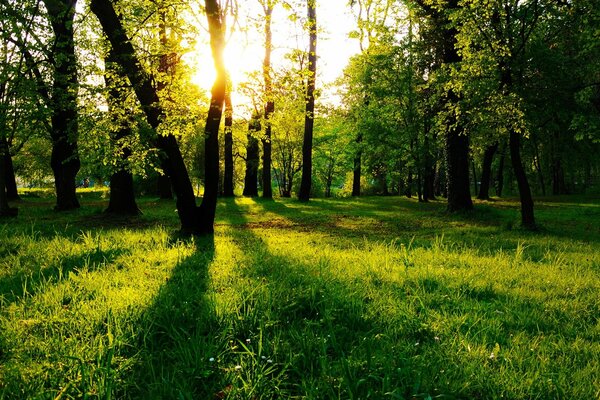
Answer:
[406,169,413,198]
[44,0,81,211]
[477,142,497,200]
[495,143,506,197]
[261,1,274,199]
[196,0,226,234]
[298,0,317,202]
[471,160,478,195]
[223,92,234,197]
[501,65,535,228]
[158,173,173,199]
[352,133,362,196]
[243,115,260,197]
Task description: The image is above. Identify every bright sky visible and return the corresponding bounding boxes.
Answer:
[186,1,360,116]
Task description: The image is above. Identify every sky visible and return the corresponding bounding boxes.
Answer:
[186,1,361,115]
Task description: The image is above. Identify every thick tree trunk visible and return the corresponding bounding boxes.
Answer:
[44,0,81,211]
[1,138,19,201]
[158,173,173,199]
[261,2,274,199]
[445,121,473,211]
[352,133,362,196]
[441,2,472,212]
[0,138,17,217]
[298,0,317,202]
[93,0,196,223]
[223,93,234,197]
[243,115,260,197]
[477,142,497,200]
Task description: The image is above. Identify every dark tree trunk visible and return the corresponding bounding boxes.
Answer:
[552,157,565,195]
[104,50,140,215]
[501,64,535,228]
[445,121,473,211]
[352,133,362,196]
[0,138,17,217]
[195,0,226,234]
[441,2,472,212]
[298,0,317,202]
[405,169,413,198]
[91,0,224,235]
[2,138,19,201]
[510,130,535,227]
[496,143,506,197]
[223,93,234,197]
[261,2,274,199]
[243,115,260,197]
[44,0,81,211]
[158,173,173,199]
[471,160,478,195]
[477,143,497,200]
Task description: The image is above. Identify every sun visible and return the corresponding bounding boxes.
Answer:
[188,34,261,98]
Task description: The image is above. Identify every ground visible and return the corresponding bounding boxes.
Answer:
[0,194,599,399]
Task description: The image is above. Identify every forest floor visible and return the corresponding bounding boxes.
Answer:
[1,193,599,399]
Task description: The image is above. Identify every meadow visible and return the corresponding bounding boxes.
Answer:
[0,193,599,399]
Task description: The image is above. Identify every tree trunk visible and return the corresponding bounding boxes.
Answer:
[0,138,17,217]
[104,50,140,215]
[352,133,362,196]
[92,0,196,227]
[1,138,19,201]
[243,115,260,197]
[495,143,506,197]
[298,0,317,202]
[223,93,234,197]
[477,142,497,200]
[158,173,173,199]
[441,3,472,212]
[44,0,81,211]
[471,160,478,195]
[510,130,535,227]
[261,1,274,199]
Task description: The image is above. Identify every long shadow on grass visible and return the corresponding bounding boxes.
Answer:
[121,234,220,399]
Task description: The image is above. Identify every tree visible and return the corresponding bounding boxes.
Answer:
[261,0,276,199]
[43,0,82,211]
[242,112,260,197]
[298,0,317,202]
[90,0,225,234]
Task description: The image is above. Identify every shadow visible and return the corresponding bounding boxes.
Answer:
[0,246,127,304]
[121,233,219,399]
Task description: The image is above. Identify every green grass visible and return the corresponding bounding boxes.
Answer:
[1,194,599,399]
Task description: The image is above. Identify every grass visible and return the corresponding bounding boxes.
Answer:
[1,194,599,399]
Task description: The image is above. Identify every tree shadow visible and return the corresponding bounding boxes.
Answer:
[121,233,220,399]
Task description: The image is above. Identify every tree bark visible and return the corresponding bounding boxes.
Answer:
[261,1,274,199]
[298,0,317,202]
[1,138,19,200]
[352,133,362,196]
[243,114,260,197]
[495,143,506,197]
[0,138,17,217]
[44,0,81,211]
[477,142,497,200]
[222,92,234,197]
